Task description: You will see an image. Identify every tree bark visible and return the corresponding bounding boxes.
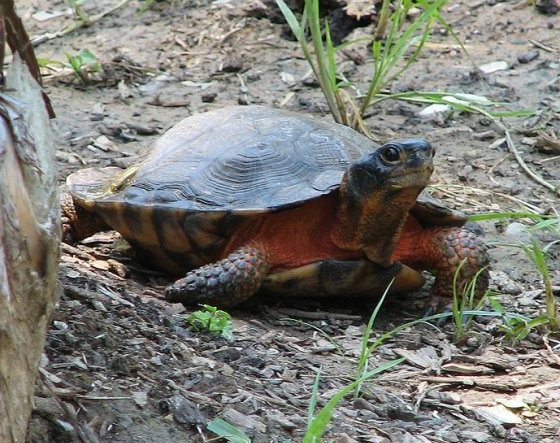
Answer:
[0,56,60,442]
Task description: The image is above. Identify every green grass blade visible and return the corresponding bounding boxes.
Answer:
[307,366,322,430]
[303,358,405,443]
[275,0,303,39]
[306,0,340,120]
[354,278,394,397]
[207,418,251,443]
[324,20,337,91]
[467,212,546,222]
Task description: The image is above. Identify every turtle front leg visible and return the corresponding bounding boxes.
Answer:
[395,226,489,301]
[429,227,489,298]
[165,245,269,308]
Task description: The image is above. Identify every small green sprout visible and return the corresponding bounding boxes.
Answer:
[207,418,250,443]
[186,304,233,340]
[65,49,102,84]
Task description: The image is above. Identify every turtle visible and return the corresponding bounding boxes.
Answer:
[61,105,488,308]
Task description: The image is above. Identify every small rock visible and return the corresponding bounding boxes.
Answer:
[520,137,536,146]
[334,434,360,443]
[266,411,297,430]
[221,54,243,73]
[536,0,559,15]
[460,430,494,442]
[65,270,81,279]
[92,300,107,312]
[490,270,523,294]
[280,71,296,85]
[53,321,68,331]
[517,51,539,64]
[473,130,497,141]
[160,395,204,425]
[65,300,82,309]
[504,222,531,243]
[132,391,149,408]
[201,92,217,103]
[91,260,110,271]
[473,404,523,426]
[126,122,159,135]
[91,136,116,153]
[222,408,267,434]
[107,259,128,278]
[457,164,473,181]
[150,355,164,366]
[479,61,508,74]
[418,104,453,121]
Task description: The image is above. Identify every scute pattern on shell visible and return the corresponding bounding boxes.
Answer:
[97,106,379,212]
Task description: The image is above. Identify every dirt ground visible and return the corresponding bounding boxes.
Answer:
[15,0,560,442]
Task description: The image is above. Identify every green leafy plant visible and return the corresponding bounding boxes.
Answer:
[276,0,450,130]
[489,297,548,345]
[207,418,250,443]
[64,49,102,84]
[186,304,233,340]
[468,211,559,336]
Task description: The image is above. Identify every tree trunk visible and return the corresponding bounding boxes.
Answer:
[0,56,60,442]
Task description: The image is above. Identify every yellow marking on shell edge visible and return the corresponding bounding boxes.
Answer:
[109,165,140,194]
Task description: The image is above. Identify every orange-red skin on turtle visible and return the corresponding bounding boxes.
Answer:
[220,191,483,293]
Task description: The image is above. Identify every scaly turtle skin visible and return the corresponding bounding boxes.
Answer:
[62,105,488,308]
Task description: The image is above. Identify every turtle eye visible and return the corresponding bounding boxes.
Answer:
[380,145,401,165]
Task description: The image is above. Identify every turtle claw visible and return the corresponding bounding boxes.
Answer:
[165,245,269,308]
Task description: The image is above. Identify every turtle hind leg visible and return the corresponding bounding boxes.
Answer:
[61,192,110,243]
[165,245,269,308]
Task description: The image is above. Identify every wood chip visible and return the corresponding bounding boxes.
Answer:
[471,404,523,426]
[441,363,494,375]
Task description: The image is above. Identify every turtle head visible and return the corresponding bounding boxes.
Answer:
[332,139,434,265]
[346,139,434,194]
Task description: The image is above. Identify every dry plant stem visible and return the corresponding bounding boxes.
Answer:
[542,335,560,366]
[35,0,132,44]
[374,0,391,40]
[528,38,558,52]
[432,184,544,214]
[502,125,560,196]
[0,17,5,83]
[0,57,59,443]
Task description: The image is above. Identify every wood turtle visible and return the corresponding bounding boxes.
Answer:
[62,105,489,308]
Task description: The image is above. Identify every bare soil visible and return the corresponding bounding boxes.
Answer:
[16,0,560,442]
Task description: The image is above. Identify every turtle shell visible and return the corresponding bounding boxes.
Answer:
[69,105,380,213]
[67,106,384,272]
